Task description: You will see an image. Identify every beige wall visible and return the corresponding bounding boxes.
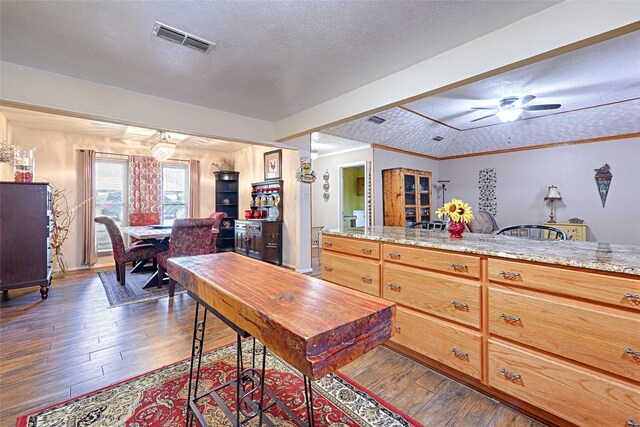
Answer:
[342,166,365,217]
[0,112,13,180]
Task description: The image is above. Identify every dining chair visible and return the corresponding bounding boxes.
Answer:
[467,210,499,233]
[94,216,161,286]
[208,212,228,253]
[495,224,567,240]
[408,220,448,231]
[129,212,161,243]
[311,226,324,265]
[157,218,218,296]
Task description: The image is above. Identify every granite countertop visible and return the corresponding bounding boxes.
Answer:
[323,226,640,276]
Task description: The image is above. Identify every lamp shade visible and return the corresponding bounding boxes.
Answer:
[545,185,562,200]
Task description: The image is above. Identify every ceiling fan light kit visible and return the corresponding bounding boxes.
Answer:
[471,95,561,123]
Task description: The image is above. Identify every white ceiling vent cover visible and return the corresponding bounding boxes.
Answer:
[152,22,215,53]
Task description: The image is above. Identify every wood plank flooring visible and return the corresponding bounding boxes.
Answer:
[0,267,547,427]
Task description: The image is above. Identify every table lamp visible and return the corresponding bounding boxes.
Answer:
[544,185,562,223]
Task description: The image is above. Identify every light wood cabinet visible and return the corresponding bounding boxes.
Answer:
[321,251,380,297]
[488,339,640,427]
[392,306,482,380]
[322,232,640,427]
[544,222,587,241]
[382,168,432,227]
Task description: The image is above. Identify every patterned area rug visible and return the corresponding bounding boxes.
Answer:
[17,340,420,426]
[97,268,186,308]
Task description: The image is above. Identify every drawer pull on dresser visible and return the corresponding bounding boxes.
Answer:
[626,348,640,358]
[499,368,522,382]
[388,253,401,260]
[361,248,372,255]
[451,300,469,310]
[500,313,522,323]
[395,326,401,333]
[361,276,372,284]
[625,293,640,301]
[323,242,333,247]
[628,420,640,427]
[499,271,521,280]
[450,263,468,272]
[323,266,333,272]
[451,347,469,359]
[388,283,402,292]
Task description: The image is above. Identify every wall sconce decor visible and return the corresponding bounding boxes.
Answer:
[322,170,330,200]
[544,185,562,223]
[594,163,612,208]
[295,157,316,183]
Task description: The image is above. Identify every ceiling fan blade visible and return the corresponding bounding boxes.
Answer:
[519,95,536,106]
[470,113,496,122]
[470,107,497,110]
[524,104,561,111]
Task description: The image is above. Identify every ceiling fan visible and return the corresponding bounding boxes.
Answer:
[470,95,561,123]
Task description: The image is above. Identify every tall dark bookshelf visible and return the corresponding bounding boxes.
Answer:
[214,171,239,252]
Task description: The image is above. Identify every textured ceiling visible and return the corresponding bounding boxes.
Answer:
[0,0,557,121]
[322,31,640,158]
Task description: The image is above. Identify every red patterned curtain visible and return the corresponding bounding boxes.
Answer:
[129,155,162,214]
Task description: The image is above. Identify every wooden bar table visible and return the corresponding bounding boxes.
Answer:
[167,252,396,426]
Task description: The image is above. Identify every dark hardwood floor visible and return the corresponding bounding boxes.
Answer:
[0,267,545,427]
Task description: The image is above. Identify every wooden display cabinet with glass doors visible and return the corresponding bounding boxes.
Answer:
[382,168,432,227]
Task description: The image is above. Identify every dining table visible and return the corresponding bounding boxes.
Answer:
[120,225,219,289]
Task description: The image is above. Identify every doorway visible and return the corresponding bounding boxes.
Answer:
[339,163,366,229]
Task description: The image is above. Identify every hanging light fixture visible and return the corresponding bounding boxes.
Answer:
[150,131,175,161]
[310,149,319,160]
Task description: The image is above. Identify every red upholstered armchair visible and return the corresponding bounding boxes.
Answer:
[208,212,227,253]
[157,218,217,296]
[94,216,160,286]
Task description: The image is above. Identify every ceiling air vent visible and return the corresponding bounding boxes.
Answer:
[432,136,444,142]
[367,115,386,125]
[152,22,215,53]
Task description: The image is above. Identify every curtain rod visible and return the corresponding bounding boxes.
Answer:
[78,149,189,163]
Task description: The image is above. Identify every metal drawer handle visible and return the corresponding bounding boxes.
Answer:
[499,271,521,280]
[394,326,401,333]
[626,348,640,358]
[361,276,372,284]
[323,266,333,272]
[451,300,469,310]
[323,242,333,247]
[451,348,468,359]
[500,313,521,323]
[450,263,468,272]
[625,293,640,301]
[499,368,522,382]
[628,420,640,427]
[361,248,372,255]
[388,283,401,292]
[388,253,401,260]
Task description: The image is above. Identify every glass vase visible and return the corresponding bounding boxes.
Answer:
[14,146,35,183]
[448,221,465,239]
[52,249,68,279]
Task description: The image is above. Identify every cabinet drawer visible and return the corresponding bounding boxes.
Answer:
[383,244,480,278]
[322,235,380,259]
[383,263,480,328]
[391,307,481,380]
[488,258,640,310]
[322,251,380,296]
[489,285,640,382]
[488,339,640,427]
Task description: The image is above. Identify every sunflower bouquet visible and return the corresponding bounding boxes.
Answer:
[436,198,474,223]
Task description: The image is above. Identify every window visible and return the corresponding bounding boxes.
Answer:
[161,163,189,225]
[95,156,128,253]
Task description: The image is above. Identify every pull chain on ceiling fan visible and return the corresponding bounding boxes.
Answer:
[470,95,561,123]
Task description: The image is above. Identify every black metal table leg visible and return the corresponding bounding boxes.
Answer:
[187,302,207,427]
[303,376,316,427]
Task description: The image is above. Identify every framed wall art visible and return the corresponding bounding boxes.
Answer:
[264,149,282,180]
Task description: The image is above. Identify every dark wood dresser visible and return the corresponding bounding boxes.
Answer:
[234,220,283,266]
[0,182,53,299]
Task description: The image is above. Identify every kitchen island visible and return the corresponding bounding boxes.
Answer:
[321,226,639,427]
